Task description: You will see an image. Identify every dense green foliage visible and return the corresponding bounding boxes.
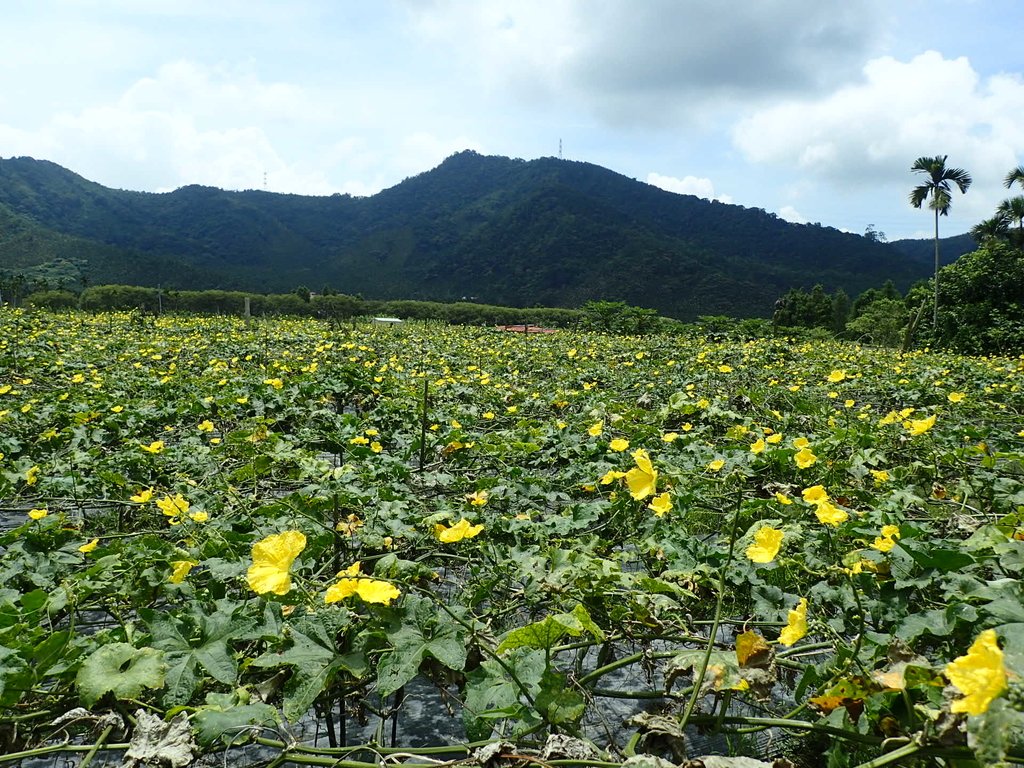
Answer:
[3,310,1024,766]
[0,152,948,319]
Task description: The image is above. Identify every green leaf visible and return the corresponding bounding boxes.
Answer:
[534,669,585,725]
[250,612,364,722]
[463,649,545,741]
[376,594,468,698]
[496,604,604,654]
[192,690,279,747]
[76,643,166,707]
[0,644,32,708]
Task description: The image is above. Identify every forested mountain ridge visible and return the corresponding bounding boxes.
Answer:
[0,151,975,318]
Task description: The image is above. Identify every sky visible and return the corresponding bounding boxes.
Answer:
[2,0,1022,240]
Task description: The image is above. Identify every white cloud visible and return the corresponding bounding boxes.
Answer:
[646,172,732,203]
[732,51,1024,226]
[778,206,808,224]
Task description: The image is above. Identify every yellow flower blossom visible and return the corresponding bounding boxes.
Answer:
[947,392,966,403]
[325,562,401,606]
[370,441,383,453]
[25,465,40,485]
[750,438,766,454]
[588,421,604,437]
[827,370,847,383]
[169,560,197,584]
[189,511,209,523]
[600,470,626,485]
[197,420,215,433]
[945,629,1007,716]
[814,500,848,527]
[28,508,48,521]
[350,435,369,445]
[156,494,190,522]
[778,598,808,646]
[794,448,817,469]
[130,487,154,504]
[626,449,658,499]
[648,492,672,517]
[662,432,680,443]
[609,438,630,452]
[766,433,783,444]
[141,440,165,454]
[466,490,488,506]
[802,485,829,505]
[718,364,733,373]
[792,437,810,449]
[264,378,284,389]
[775,492,793,505]
[746,527,784,564]
[79,538,99,553]
[247,530,307,595]
[435,518,484,543]
[904,414,936,436]
[870,469,890,485]
[708,458,726,472]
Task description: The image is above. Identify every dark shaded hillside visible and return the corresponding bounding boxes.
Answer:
[889,232,976,267]
[0,151,943,318]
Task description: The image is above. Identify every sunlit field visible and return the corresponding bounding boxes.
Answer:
[3,309,1024,766]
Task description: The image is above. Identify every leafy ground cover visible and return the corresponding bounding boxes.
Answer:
[2,309,1024,767]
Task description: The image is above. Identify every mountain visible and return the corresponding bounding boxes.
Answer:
[0,151,955,319]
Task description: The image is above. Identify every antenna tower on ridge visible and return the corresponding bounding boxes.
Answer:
[559,139,563,159]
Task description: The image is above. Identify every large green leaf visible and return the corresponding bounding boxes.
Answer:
[376,594,468,697]
[76,643,166,707]
[250,612,364,722]
[496,604,605,654]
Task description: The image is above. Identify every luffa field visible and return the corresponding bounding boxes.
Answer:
[2,309,1024,767]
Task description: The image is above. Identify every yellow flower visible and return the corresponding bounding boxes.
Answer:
[707,458,726,472]
[904,414,936,436]
[370,441,383,453]
[609,438,630,452]
[156,494,190,522]
[264,378,284,389]
[588,421,604,437]
[648,492,672,517]
[247,530,307,595]
[746,526,783,564]
[945,629,1007,716]
[870,469,890,485]
[625,449,658,499]
[197,420,214,433]
[718,364,733,373]
[778,598,808,646]
[766,432,783,444]
[662,432,680,443]
[483,411,495,420]
[466,490,488,506]
[434,518,484,543]
[792,437,810,449]
[947,392,966,403]
[794,448,817,469]
[28,508,48,521]
[879,410,900,425]
[827,370,847,383]
[750,438,766,454]
[79,538,99,553]
[189,511,209,523]
[802,485,828,504]
[25,465,40,485]
[336,514,363,535]
[141,440,165,454]
[169,560,197,584]
[350,435,369,445]
[130,487,154,504]
[775,492,793,505]
[814,500,848,527]
[880,524,900,539]
[325,563,401,606]
[600,470,626,485]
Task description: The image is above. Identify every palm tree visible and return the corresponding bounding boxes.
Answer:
[909,155,972,328]
[1004,165,1024,191]
[997,195,1024,248]
[970,213,1009,245]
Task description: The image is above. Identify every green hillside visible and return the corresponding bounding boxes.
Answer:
[0,151,953,318]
